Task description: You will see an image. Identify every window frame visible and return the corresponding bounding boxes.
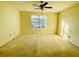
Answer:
[31,15,47,30]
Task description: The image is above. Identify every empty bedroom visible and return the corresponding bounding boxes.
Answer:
[0,1,79,57]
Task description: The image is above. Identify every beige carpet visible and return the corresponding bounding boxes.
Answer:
[0,34,79,57]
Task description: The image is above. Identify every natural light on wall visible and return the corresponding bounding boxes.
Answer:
[60,20,69,40]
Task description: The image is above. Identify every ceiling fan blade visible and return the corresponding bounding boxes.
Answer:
[32,4,40,7]
[44,7,52,8]
[34,8,40,10]
[42,2,48,7]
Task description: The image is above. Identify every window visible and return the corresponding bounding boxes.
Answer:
[39,16,46,29]
[31,15,38,29]
[31,15,46,30]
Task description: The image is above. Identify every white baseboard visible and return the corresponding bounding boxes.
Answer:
[68,39,79,47]
[0,33,20,48]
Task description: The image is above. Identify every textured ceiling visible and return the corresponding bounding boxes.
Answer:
[7,1,79,12]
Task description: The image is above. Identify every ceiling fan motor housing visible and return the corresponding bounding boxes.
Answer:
[40,2,48,10]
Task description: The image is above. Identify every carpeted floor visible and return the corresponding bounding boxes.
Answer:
[0,34,79,57]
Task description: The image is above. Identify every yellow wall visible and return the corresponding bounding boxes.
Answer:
[58,4,79,47]
[0,2,20,47]
[20,11,57,34]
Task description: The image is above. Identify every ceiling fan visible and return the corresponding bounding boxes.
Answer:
[32,1,52,10]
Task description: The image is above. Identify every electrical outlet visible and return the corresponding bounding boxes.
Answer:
[68,35,71,38]
[9,34,11,37]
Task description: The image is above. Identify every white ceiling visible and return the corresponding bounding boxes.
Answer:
[7,1,79,12]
